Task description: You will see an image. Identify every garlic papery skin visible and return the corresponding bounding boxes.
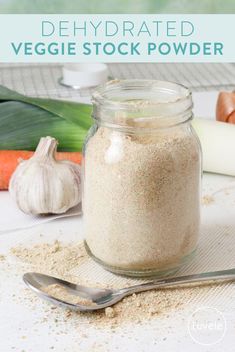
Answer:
[9,136,81,215]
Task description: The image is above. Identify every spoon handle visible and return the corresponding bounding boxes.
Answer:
[120,268,235,295]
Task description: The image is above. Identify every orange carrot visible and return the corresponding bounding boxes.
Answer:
[0,150,82,190]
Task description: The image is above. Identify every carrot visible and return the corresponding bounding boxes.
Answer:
[0,150,82,190]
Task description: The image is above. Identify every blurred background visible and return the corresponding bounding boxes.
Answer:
[0,0,234,13]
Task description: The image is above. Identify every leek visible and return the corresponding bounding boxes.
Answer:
[1,82,232,176]
[0,85,92,151]
[192,118,235,176]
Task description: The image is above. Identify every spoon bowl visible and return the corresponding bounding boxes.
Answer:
[23,272,123,311]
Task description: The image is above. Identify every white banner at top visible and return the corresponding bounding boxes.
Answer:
[0,14,234,62]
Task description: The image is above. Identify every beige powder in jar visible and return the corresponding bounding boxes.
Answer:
[83,125,200,274]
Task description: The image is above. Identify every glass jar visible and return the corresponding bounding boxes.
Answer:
[82,80,201,277]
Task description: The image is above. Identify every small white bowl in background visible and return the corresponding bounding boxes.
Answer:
[61,63,108,89]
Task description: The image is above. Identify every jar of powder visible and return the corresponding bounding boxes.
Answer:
[82,80,201,277]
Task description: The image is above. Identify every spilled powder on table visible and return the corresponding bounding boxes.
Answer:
[202,195,215,205]
[11,240,220,328]
[0,254,6,261]
[11,240,87,281]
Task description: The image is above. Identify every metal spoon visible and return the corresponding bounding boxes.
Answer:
[23,269,235,312]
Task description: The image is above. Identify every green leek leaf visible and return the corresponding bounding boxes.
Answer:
[0,85,93,151]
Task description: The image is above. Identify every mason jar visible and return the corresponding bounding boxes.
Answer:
[82,80,201,277]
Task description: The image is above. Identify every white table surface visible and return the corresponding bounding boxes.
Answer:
[1,172,235,352]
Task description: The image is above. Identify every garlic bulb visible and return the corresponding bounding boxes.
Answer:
[9,136,81,215]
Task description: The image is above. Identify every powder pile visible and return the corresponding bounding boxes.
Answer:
[11,240,216,328]
[11,240,86,281]
[84,127,201,274]
[42,284,97,307]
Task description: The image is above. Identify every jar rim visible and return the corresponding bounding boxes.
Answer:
[92,79,193,128]
[93,79,191,107]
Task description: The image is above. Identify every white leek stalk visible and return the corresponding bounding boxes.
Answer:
[192,118,235,176]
